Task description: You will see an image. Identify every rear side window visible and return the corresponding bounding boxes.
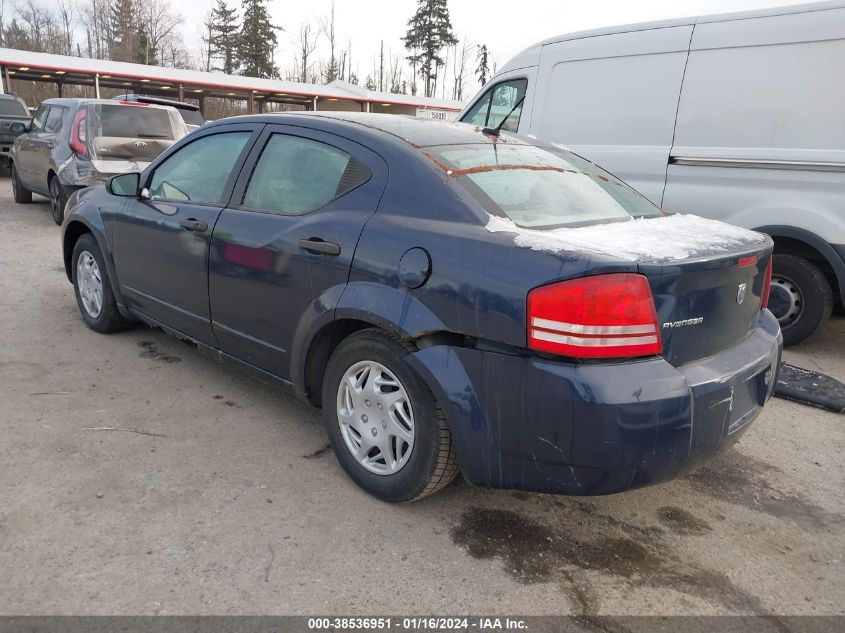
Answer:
[93,104,177,140]
[461,79,527,132]
[0,99,28,116]
[44,107,65,133]
[148,132,251,205]
[178,109,205,126]
[242,134,369,215]
[429,143,661,229]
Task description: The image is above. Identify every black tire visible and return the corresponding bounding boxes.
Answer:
[322,329,460,502]
[49,176,67,225]
[10,162,32,203]
[71,233,132,333]
[768,254,832,346]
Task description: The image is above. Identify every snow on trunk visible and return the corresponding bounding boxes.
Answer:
[485,213,767,262]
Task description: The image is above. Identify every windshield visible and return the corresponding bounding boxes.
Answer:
[0,99,28,117]
[429,143,661,229]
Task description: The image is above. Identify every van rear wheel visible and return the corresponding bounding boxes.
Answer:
[768,254,832,346]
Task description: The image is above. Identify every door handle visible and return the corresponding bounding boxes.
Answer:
[179,218,208,232]
[299,238,341,256]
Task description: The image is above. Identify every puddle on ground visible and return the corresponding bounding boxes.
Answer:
[451,503,765,617]
[686,451,842,529]
[138,341,181,364]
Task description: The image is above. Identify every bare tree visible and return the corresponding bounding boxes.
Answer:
[452,37,471,101]
[55,0,73,54]
[137,0,180,65]
[296,21,319,83]
[79,0,112,59]
[317,1,339,83]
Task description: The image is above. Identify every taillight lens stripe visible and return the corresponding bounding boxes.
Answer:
[531,329,659,347]
[531,317,656,336]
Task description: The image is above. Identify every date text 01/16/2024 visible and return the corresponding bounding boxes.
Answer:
[307,617,528,630]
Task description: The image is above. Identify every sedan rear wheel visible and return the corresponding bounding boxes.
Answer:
[323,329,460,502]
[71,234,132,333]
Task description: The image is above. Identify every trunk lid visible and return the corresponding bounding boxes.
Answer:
[642,249,772,366]
[87,102,186,162]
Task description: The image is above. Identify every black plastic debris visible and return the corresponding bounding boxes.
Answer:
[773,363,845,413]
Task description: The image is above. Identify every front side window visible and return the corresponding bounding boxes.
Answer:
[148,132,251,205]
[242,134,368,215]
[30,105,49,132]
[429,143,661,229]
[461,79,527,132]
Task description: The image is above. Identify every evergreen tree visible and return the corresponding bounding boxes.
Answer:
[109,0,136,62]
[476,44,490,86]
[237,0,279,78]
[209,0,240,74]
[134,28,157,65]
[402,0,457,98]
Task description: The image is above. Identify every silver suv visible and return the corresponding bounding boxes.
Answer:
[10,98,187,224]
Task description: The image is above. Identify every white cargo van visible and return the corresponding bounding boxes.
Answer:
[460,1,845,345]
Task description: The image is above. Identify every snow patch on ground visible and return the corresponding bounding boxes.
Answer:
[485,214,767,262]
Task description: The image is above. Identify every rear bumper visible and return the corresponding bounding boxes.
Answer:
[59,158,151,188]
[408,310,782,495]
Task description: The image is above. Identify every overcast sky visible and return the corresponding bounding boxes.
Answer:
[177,0,819,75]
[37,0,822,92]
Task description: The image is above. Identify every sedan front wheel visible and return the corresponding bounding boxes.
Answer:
[323,329,460,502]
[71,234,132,333]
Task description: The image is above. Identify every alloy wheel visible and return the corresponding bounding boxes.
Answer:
[76,251,103,318]
[336,360,415,475]
[50,179,62,223]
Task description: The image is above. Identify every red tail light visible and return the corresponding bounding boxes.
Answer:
[69,109,87,155]
[118,100,149,106]
[761,256,773,310]
[527,273,662,359]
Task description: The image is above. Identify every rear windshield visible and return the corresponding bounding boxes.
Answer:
[92,104,177,140]
[0,99,28,116]
[429,143,662,229]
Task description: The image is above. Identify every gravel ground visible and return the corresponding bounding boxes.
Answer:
[0,177,843,616]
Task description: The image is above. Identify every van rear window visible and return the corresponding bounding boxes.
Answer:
[429,143,662,229]
[94,104,176,140]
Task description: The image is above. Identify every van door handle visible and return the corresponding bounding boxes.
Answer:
[299,238,341,256]
[180,218,208,232]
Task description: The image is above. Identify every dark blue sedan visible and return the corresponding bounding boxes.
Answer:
[61,113,782,502]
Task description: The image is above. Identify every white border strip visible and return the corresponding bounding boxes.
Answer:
[531,330,658,347]
[531,317,656,336]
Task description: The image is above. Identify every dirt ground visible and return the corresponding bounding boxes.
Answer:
[0,177,843,616]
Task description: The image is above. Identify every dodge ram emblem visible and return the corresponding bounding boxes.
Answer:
[134,141,148,148]
[737,283,747,304]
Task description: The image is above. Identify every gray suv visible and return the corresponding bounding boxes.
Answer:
[10,98,187,224]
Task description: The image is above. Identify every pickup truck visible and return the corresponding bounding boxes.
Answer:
[0,93,31,164]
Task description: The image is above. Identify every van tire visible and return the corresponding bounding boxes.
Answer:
[11,162,32,203]
[769,255,832,346]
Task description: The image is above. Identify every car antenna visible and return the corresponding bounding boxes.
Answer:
[482,96,525,138]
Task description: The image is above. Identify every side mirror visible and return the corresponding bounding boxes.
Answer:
[107,172,140,197]
[10,121,27,134]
